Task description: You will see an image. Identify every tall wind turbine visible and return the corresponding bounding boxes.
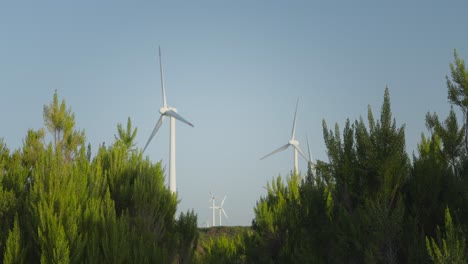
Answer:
[218,196,228,226]
[143,47,194,194]
[261,98,309,174]
[209,192,216,227]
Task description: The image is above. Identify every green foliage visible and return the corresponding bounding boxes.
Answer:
[245,172,334,263]
[43,90,66,148]
[175,210,199,263]
[115,117,138,151]
[240,68,468,263]
[43,90,85,161]
[2,51,468,264]
[446,49,468,153]
[407,109,466,240]
[0,185,17,262]
[407,53,468,264]
[426,108,465,174]
[3,215,25,264]
[447,49,468,108]
[200,235,245,264]
[245,87,429,263]
[0,91,199,263]
[406,132,447,245]
[38,213,70,264]
[320,87,409,263]
[22,128,45,170]
[426,207,467,264]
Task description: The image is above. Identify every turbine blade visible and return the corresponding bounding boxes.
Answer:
[291,98,299,139]
[222,208,228,219]
[294,144,309,163]
[159,46,167,108]
[143,115,165,153]
[221,196,226,207]
[306,134,312,161]
[165,110,194,127]
[260,143,290,160]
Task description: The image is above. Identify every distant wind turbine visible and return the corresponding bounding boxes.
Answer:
[143,46,194,194]
[218,196,228,226]
[209,192,216,227]
[261,98,309,174]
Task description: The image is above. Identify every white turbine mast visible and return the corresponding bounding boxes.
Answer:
[143,46,194,194]
[209,192,216,227]
[261,98,309,175]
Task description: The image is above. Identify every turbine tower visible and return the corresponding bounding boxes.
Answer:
[143,47,194,194]
[261,98,309,174]
[218,196,228,226]
[209,192,216,227]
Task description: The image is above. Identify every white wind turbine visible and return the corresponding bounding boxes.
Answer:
[217,196,228,226]
[209,192,216,227]
[261,98,309,174]
[143,47,194,194]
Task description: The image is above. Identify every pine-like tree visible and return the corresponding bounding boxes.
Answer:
[446,49,468,152]
[114,117,137,152]
[426,207,467,264]
[3,215,25,264]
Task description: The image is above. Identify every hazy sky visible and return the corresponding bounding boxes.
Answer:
[1,1,467,226]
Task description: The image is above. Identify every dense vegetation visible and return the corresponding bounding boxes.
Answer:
[197,50,468,263]
[0,91,198,263]
[0,50,467,263]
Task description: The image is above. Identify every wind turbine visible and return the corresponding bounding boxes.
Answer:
[218,196,228,226]
[209,192,216,227]
[143,47,194,194]
[261,98,309,174]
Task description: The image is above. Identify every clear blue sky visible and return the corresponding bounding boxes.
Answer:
[1,1,467,226]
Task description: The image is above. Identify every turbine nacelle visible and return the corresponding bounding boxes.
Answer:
[159,106,176,115]
[289,139,299,146]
